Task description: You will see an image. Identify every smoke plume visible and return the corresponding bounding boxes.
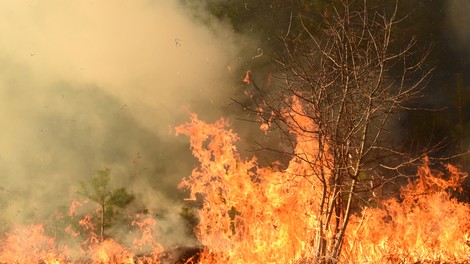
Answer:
[0,0,243,246]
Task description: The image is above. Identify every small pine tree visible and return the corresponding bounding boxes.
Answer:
[79,168,134,242]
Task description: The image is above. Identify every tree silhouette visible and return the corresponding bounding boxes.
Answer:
[241,0,431,262]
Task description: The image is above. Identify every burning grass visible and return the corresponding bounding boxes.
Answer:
[176,114,470,264]
[344,158,470,263]
[0,207,164,263]
[0,224,69,263]
[0,114,469,263]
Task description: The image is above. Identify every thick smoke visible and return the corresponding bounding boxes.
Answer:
[0,0,243,246]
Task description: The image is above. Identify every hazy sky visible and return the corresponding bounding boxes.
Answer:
[0,0,244,245]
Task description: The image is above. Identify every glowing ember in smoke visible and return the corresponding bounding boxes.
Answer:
[243,70,251,84]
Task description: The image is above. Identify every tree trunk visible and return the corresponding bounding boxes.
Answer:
[100,204,105,243]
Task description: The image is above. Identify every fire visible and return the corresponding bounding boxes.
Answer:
[344,158,470,263]
[130,214,164,263]
[175,113,331,263]
[176,112,470,263]
[81,216,163,263]
[243,70,251,84]
[0,224,68,263]
[0,202,164,263]
[68,201,164,263]
[0,111,468,263]
[89,239,133,264]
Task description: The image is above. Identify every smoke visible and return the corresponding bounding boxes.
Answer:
[0,0,243,246]
[446,0,470,62]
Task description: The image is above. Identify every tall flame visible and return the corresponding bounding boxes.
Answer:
[0,108,468,263]
[176,111,470,263]
[175,112,332,263]
[344,157,470,263]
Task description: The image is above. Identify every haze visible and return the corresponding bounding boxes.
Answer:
[0,0,240,246]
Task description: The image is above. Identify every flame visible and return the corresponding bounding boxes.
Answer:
[68,200,89,217]
[243,70,251,84]
[131,213,164,262]
[78,213,164,263]
[0,201,164,263]
[89,239,133,263]
[0,105,468,263]
[175,111,332,263]
[0,225,68,263]
[176,109,470,263]
[72,202,164,263]
[344,158,470,263]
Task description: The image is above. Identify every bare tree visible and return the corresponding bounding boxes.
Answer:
[242,0,431,262]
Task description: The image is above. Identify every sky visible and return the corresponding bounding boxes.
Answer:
[0,0,245,246]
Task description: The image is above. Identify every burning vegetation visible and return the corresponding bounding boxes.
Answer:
[0,1,469,263]
[175,111,470,264]
[1,111,468,263]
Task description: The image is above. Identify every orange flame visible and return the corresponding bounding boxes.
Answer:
[344,158,470,263]
[243,70,251,84]
[131,213,164,262]
[0,200,165,263]
[0,105,468,263]
[176,111,332,263]
[0,225,68,263]
[176,109,470,263]
[89,239,133,263]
